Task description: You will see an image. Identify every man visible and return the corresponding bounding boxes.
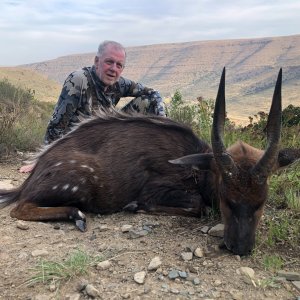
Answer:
[19,40,166,173]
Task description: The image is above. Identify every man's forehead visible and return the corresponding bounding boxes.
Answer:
[103,46,125,59]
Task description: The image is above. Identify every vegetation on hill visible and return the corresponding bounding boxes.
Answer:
[0,67,61,103]
[0,79,54,157]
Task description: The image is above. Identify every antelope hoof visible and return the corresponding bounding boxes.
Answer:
[123,201,138,212]
[76,219,87,232]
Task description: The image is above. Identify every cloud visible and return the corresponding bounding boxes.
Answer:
[0,0,299,66]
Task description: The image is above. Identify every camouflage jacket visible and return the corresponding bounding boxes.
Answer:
[44,65,165,144]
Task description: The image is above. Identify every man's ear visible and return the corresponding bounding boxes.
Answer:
[94,56,99,63]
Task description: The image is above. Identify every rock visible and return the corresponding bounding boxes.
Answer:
[76,279,88,292]
[208,224,224,237]
[49,283,56,292]
[31,249,49,257]
[0,180,14,189]
[128,229,149,239]
[292,281,300,291]
[134,271,146,284]
[201,226,210,234]
[213,279,222,286]
[168,270,179,279]
[178,271,188,278]
[181,252,193,261]
[16,220,30,230]
[85,284,100,298]
[277,271,300,281]
[193,277,201,285]
[99,225,109,231]
[194,247,204,258]
[148,256,162,271]
[65,293,81,300]
[170,288,180,294]
[237,267,256,285]
[121,224,133,232]
[96,260,112,270]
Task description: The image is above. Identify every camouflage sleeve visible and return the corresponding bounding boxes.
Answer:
[44,70,88,144]
[118,77,166,116]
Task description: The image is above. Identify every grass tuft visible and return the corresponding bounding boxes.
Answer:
[26,249,104,287]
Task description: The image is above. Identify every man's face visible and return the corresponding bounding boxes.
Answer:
[94,45,125,86]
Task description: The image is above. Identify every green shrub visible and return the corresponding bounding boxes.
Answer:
[0,79,54,157]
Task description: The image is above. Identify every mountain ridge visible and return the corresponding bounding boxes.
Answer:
[3,34,300,124]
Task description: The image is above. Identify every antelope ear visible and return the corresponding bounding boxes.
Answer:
[277,148,300,168]
[169,153,214,170]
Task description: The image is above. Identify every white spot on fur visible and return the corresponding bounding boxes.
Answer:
[55,162,63,167]
[78,211,85,219]
[52,185,58,190]
[80,197,86,202]
[71,186,79,193]
[80,178,86,184]
[80,165,94,172]
[93,176,99,181]
[69,160,76,164]
[62,184,70,190]
[184,208,194,212]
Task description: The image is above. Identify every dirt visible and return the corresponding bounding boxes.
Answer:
[0,156,299,300]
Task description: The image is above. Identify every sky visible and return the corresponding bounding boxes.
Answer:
[0,0,299,66]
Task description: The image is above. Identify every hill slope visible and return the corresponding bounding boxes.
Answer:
[5,34,300,123]
[0,67,61,103]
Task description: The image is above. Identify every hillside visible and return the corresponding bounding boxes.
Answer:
[2,34,300,123]
[0,67,61,103]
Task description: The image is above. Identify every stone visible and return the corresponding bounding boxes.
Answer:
[134,271,146,284]
[237,267,256,285]
[0,180,14,189]
[277,271,300,281]
[194,247,204,258]
[85,284,100,298]
[31,249,49,257]
[200,226,210,234]
[208,224,224,237]
[16,220,30,230]
[168,270,179,279]
[181,252,193,261]
[121,224,133,232]
[292,281,300,291]
[96,260,112,270]
[148,256,162,271]
[65,293,81,300]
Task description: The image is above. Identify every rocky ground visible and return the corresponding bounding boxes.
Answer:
[0,156,299,300]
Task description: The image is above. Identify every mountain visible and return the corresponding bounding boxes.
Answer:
[6,34,300,123]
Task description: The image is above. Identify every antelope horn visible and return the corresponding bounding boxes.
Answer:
[252,68,282,180]
[211,67,238,182]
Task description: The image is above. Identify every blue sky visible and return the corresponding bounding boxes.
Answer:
[0,0,299,66]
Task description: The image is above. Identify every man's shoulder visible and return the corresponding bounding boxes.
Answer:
[65,67,91,85]
[70,67,91,77]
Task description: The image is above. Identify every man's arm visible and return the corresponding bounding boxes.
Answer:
[44,71,87,144]
[118,77,166,116]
